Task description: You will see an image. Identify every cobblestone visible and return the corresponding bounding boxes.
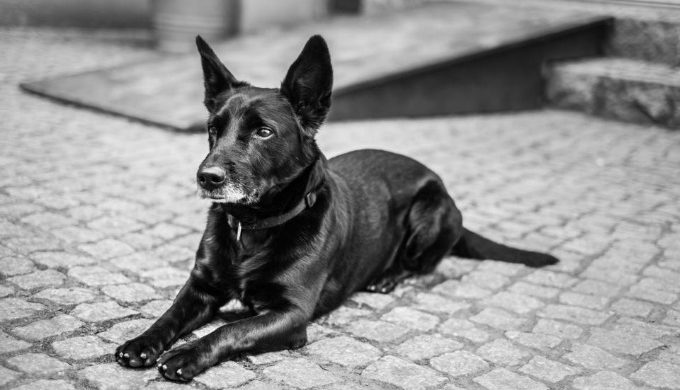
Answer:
[429,350,489,376]
[525,270,578,288]
[394,334,463,360]
[505,331,561,351]
[615,317,675,339]
[572,371,640,390]
[101,283,160,302]
[194,361,257,388]
[9,269,66,290]
[264,358,338,389]
[325,306,370,325]
[572,279,621,297]
[0,285,14,298]
[413,292,471,314]
[533,319,583,339]
[79,363,155,390]
[97,319,155,343]
[13,379,77,390]
[519,356,581,383]
[12,314,83,340]
[246,351,290,365]
[0,298,45,321]
[6,353,71,374]
[474,368,548,390]
[477,339,530,366]
[627,280,678,304]
[538,304,611,325]
[139,300,172,317]
[559,291,610,310]
[306,336,382,367]
[31,252,96,268]
[631,360,680,389]
[563,343,629,370]
[440,318,490,343]
[471,308,525,330]
[2,28,680,390]
[345,319,409,342]
[381,307,440,331]
[0,366,21,387]
[33,287,98,305]
[71,301,137,322]
[611,298,655,317]
[363,356,446,389]
[463,270,510,290]
[508,282,559,299]
[482,291,544,314]
[1,257,35,276]
[0,330,31,353]
[68,266,131,286]
[588,328,663,355]
[237,380,285,390]
[350,292,394,309]
[434,280,493,299]
[52,335,118,360]
[139,267,188,288]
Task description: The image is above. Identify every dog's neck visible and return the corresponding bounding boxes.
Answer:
[221,153,327,227]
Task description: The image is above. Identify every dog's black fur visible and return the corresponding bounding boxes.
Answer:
[115,35,558,382]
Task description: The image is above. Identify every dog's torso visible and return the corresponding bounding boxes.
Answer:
[209,149,461,318]
[316,149,462,308]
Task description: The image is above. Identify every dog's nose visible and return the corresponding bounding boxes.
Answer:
[197,166,226,189]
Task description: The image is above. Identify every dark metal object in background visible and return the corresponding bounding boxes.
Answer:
[151,0,240,53]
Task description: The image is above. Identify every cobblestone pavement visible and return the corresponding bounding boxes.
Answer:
[2,29,680,390]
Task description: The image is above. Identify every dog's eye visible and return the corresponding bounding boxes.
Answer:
[208,126,217,136]
[255,127,274,138]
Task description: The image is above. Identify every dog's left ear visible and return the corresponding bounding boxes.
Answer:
[196,35,245,112]
[281,35,333,135]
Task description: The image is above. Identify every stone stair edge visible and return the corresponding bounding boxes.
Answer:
[547,57,680,87]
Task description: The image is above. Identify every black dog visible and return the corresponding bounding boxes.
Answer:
[115,35,558,381]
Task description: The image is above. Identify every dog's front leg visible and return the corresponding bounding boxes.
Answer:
[115,274,227,368]
[116,210,234,368]
[157,307,308,381]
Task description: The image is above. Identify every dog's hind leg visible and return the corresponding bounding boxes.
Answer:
[365,266,413,294]
[401,181,463,274]
[365,181,463,294]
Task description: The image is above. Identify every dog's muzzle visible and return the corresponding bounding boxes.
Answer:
[197,166,251,203]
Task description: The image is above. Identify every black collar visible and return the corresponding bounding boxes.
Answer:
[227,191,317,240]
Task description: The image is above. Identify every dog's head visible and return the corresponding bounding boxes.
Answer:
[195,35,333,205]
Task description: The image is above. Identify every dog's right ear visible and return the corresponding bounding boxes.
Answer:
[196,35,244,112]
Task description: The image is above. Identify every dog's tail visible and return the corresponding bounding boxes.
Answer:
[451,228,558,267]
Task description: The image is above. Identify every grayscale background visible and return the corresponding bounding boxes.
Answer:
[1,0,679,389]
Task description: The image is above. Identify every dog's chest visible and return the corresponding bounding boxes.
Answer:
[228,244,280,308]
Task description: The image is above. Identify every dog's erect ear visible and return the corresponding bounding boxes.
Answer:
[281,35,333,135]
[196,35,244,112]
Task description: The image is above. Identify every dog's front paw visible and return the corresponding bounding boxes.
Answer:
[116,336,164,368]
[158,343,210,382]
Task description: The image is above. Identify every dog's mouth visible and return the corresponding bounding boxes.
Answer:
[198,183,254,204]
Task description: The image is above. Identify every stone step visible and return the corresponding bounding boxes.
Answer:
[459,0,680,66]
[20,1,608,131]
[546,57,680,129]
